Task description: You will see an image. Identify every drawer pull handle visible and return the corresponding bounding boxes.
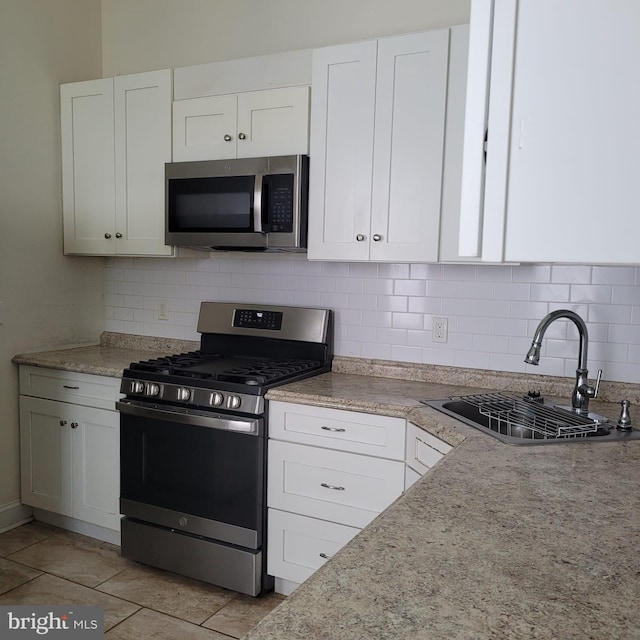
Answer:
[321,426,346,432]
[319,552,332,560]
[321,483,345,491]
[63,385,80,390]
[59,420,67,426]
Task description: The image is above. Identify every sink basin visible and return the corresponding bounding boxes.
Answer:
[423,392,640,445]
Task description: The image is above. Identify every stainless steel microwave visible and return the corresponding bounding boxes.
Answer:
[165,155,308,251]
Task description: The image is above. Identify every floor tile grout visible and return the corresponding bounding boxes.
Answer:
[1,522,285,639]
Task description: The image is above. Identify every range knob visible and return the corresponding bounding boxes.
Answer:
[209,392,224,406]
[177,387,191,402]
[131,380,145,394]
[146,383,160,397]
[227,395,241,410]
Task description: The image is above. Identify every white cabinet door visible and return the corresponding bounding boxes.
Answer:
[308,40,377,261]
[114,70,173,256]
[72,404,120,530]
[173,87,310,161]
[460,0,640,264]
[172,94,237,161]
[370,30,449,262]
[237,86,309,158]
[61,78,115,255]
[61,70,173,256]
[19,396,73,516]
[267,509,359,585]
[308,31,450,262]
[268,440,405,528]
[19,394,120,531]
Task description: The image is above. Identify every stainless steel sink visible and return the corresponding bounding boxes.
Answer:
[422,392,640,445]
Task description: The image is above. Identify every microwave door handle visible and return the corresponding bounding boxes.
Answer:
[253,174,263,233]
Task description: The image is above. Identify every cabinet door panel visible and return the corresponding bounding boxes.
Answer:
[115,69,173,256]
[503,0,640,263]
[72,406,120,530]
[268,440,404,528]
[172,94,237,161]
[267,509,359,584]
[237,86,309,157]
[370,30,449,262]
[19,397,72,515]
[61,79,115,255]
[308,41,377,260]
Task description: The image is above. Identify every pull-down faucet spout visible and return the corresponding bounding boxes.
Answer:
[525,310,601,415]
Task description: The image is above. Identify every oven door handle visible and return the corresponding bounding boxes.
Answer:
[116,400,260,434]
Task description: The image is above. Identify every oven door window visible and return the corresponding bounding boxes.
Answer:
[168,175,255,232]
[120,413,264,534]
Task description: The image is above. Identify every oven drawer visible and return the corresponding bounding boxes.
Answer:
[267,508,360,585]
[19,366,121,411]
[267,440,405,528]
[268,401,405,459]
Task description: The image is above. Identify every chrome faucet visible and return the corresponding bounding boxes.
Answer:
[524,310,602,415]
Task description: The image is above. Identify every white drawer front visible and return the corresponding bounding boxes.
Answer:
[269,401,405,459]
[405,421,451,476]
[268,440,404,528]
[19,366,122,410]
[268,509,359,584]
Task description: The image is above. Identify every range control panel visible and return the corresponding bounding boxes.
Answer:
[233,309,283,331]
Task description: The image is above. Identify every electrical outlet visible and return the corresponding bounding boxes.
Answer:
[432,317,448,343]
[158,299,169,321]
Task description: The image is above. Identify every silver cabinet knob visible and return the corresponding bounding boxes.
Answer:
[224,134,232,142]
[70,422,78,429]
[372,234,382,242]
[115,232,123,239]
[104,233,112,239]
[238,132,246,140]
[356,234,365,242]
[59,420,67,426]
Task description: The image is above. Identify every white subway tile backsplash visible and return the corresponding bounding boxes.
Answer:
[530,283,570,302]
[592,266,636,285]
[551,265,592,284]
[104,257,640,384]
[611,285,640,305]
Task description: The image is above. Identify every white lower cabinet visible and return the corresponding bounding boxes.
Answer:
[268,510,359,586]
[267,401,452,594]
[18,366,121,535]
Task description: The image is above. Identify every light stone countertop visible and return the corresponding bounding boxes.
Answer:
[252,373,640,640]
[11,334,640,638]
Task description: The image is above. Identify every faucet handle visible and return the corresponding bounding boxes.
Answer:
[593,369,603,398]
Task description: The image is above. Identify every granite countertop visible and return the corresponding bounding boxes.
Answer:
[251,373,640,640]
[11,335,640,638]
[11,332,199,377]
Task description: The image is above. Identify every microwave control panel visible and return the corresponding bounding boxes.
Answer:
[264,174,294,233]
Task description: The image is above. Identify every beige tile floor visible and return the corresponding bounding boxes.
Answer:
[0,521,285,639]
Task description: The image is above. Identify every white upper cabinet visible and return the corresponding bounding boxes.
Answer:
[172,86,310,161]
[61,69,173,256]
[308,29,459,262]
[459,0,640,264]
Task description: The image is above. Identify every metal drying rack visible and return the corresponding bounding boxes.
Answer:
[450,391,601,439]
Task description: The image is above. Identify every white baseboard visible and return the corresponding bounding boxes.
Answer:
[0,501,33,534]
[33,509,121,546]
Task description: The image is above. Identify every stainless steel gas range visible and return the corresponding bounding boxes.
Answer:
[116,302,333,596]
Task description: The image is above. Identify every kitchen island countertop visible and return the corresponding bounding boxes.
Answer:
[250,372,640,640]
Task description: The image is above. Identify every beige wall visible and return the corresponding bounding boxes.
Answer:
[102,0,470,76]
[0,1,105,518]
